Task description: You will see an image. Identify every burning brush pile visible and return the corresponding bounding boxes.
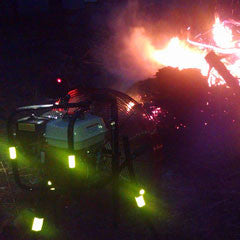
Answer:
[127,16,240,151]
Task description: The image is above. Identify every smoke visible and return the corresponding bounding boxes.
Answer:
[96,0,162,89]
[95,0,210,90]
[91,0,218,92]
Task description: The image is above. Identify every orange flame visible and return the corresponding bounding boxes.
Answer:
[213,17,234,49]
[152,37,209,76]
[128,16,240,87]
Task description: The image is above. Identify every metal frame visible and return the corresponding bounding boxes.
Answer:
[7,94,159,238]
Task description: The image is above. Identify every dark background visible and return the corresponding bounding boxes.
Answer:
[0,0,237,105]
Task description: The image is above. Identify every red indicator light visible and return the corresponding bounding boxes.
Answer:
[57,78,62,83]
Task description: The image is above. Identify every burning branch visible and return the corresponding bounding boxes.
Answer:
[205,51,239,89]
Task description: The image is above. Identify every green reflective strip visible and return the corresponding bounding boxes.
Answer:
[135,195,145,208]
[32,217,44,232]
[68,155,76,168]
[9,147,16,160]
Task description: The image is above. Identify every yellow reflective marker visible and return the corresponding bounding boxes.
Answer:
[135,195,145,208]
[139,189,145,195]
[47,181,52,186]
[32,217,44,232]
[68,155,76,168]
[50,187,55,191]
[9,147,16,160]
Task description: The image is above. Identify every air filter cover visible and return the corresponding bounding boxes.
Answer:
[45,113,107,150]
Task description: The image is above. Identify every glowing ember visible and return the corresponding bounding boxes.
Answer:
[126,101,135,112]
[142,106,163,122]
[150,106,162,118]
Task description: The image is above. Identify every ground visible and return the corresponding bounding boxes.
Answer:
[1,107,240,239]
